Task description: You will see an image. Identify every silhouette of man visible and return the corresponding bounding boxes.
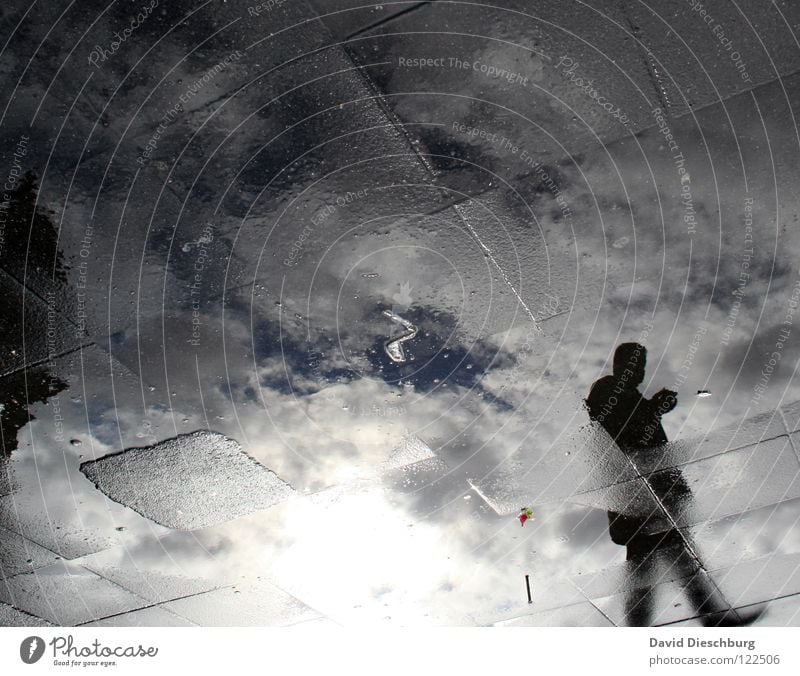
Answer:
[586,343,755,626]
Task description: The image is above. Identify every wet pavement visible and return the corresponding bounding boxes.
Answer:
[2,0,800,627]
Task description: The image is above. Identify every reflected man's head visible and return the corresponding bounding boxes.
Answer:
[613,342,646,385]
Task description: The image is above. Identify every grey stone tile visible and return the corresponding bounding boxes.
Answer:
[568,477,674,537]
[628,411,787,474]
[780,400,800,434]
[741,595,800,627]
[456,579,586,628]
[470,423,640,515]
[0,269,84,378]
[450,194,572,323]
[664,436,800,528]
[378,456,463,522]
[0,459,14,497]
[345,0,656,197]
[592,571,732,627]
[625,0,800,118]
[0,601,53,627]
[0,346,175,561]
[284,617,341,629]
[310,0,429,41]
[162,578,321,627]
[710,552,800,609]
[495,601,614,627]
[683,496,800,573]
[570,534,710,602]
[2,0,443,353]
[665,597,795,627]
[0,525,60,577]
[80,605,196,627]
[0,561,149,626]
[80,558,222,605]
[692,411,786,457]
[0,495,119,561]
[0,166,77,316]
[383,456,450,491]
[80,430,296,530]
[380,432,438,472]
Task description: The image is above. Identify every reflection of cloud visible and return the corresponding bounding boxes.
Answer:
[0,368,67,456]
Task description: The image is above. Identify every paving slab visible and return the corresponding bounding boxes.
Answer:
[0,525,60,578]
[79,604,197,627]
[494,600,614,627]
[344,0,656,197]
[380,433,439,472]
[469,422,640,515]
[683,496,800,573]
[667,595,799,628]
[568,477,674,537]
[0,561,149,626]
[0,162,75,316]
[161,578,321,627]
[0,495,119,562]
[78,547,223,605]
[0,345,177,560]
[0,601,53,627]
[780,400,800,435]
[592,570,732,627]
[570,533,711,603]
[0,269,84,378]
[624,0,800,118]
[310,0,430,41]
[1,0,447,353]
[710,552,800,609]
[627,411,788,474]
[0,459,12,497]
[80,430,296,530]
[663,436,800,528]
[284,617,342,628]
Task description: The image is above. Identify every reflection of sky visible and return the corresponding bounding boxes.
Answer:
[4,40,800,626]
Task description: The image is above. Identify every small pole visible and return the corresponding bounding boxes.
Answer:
[525,574,532,604]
